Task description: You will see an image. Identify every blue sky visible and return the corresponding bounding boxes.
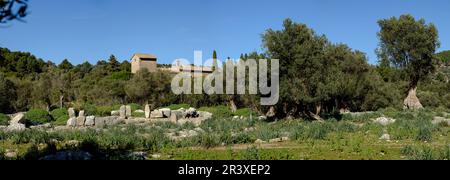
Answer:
[1,0,449,65]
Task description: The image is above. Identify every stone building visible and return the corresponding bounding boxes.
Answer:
[131,53,214,76]
[131,53,157,74]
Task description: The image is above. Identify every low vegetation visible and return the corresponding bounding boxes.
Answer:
[0,107,448,160]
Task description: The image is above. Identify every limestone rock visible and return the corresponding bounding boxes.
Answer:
[68,108,76,118]
[266,106,276,118]
[145,104,151,119]
[30,123,52,130]
[119,105,126,118]
[85,116,95,126]
[171,110,185,119]
[76,116,86,126]
[96,116,125,126]
[160,108,171,118]
[198,111,213,120]
[111,110,120,116]
[379,134,391,141]
[151,154,161,159]
[4,150,18,159]
[258,116,267,121]
[126,105,132,118]
[151,110,164,118]
[170,113,178,123]
[134,110,144,113]
[10,113,26,124]
[281,137,290,141]
[94,117,105,127]
[255,139,266,144]
[78,110,85,117]
[373,117,396,126]
[67,117,77,127]
[269,138,282,143]
[432,117,450,126]
[185,107,198,118]
[7,123,26,132]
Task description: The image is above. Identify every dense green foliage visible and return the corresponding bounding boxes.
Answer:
[50,108,68,121]
[0,113,9,125]
[437,50,450,64]
[376,15,440,109]
[25,109,53,124]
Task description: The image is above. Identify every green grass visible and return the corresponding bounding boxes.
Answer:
[0,109,449,160]
[0,113,9,125]
[164,104,190,110]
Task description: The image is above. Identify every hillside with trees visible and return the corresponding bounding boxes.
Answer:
[1,16,449,120]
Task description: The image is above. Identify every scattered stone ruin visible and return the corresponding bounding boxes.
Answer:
[66,105,212,128]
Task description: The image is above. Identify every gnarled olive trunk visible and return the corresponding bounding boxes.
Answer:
[403,86,423,110]
[229,99,237,113]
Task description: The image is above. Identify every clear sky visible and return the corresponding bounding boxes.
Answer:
[1,0,449,65]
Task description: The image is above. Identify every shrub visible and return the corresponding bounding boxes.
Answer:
[290,125,306,140]
[401,145,435,160]
[132,112,145,118]
[83,104,98,116]
[241,146,260,160]
[439,146,450,160]
[97,105,120,117]
[54,115,69,126]
[198,133,221,149]
[233,108,254,117]
[25,109,53,124]
[199,106,233,118]
[305,122,331,140]
[254,124,281,141]
[418,91,442,108]
[50,108,68,120]
[416,125,433,142]
[0,113,9,125]
[128,103,142,111]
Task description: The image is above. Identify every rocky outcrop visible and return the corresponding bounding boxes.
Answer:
[6,123,26,132]
[151,110,164,118]
[126,105,132,118]
[432,116,450,126]
[10,112,26,124]
[85,116,95,126]
[76,116,86,126]
[68,108,76,118]
[160,108,171,118]
[67,117,77,127]
[120,105,126,119]
[145,104,151,119]
[111,111,120,116]
[373,117,396,126]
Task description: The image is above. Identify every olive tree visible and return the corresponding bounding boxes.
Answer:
[377,14,440,109]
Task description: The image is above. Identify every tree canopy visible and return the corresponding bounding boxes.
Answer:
[377,14,440,109]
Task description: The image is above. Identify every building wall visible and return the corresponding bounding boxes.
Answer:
[140,60,157,73]
[131,56,157,73]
